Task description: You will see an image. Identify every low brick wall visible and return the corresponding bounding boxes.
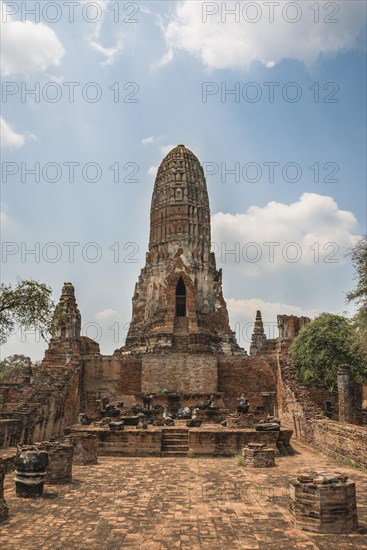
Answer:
[78,427,284,457]
[0,448,17,473]
[188,430,279,456]
[97,429,162,456]
[66,432,98,465]
[310,419,367,468]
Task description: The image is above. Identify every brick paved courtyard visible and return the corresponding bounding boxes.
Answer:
[1,441,366,550]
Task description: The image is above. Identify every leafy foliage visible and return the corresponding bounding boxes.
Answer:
[290,313,367,391]
[0,279,54,344]
[0,354,30,382]
[346,236,367,356]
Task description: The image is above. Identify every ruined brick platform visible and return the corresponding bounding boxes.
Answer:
[70,424,294,458]
[1,441,366,549]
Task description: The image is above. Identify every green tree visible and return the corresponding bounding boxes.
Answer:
[0,279,54,344]
[290,313,367,391]
[346,236,367,355]
[0,354,30,383]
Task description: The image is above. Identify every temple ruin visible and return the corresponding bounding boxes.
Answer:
[1,146,366,541]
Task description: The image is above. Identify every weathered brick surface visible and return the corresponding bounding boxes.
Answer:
[309,419,367,468]
[289,473,358,533]
[121,145,242,356]
[1,441,366,549]
[188,429,279,456]
[66,432,98,465]
[81,354,142,418]
[218,355,276,411]
[38,441,74,484]
[141,354,217,393]
[242,443,275,467]
[276,352,366,467]
[97,429,162,456]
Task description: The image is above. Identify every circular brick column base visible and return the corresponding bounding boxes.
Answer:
[242,443,275,467]
[289,472,358,533]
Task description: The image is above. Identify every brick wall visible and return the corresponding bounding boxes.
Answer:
[217,355,277,411]
[310,419,367,468]
[277,353,367,467]
[141,354,217,393]
[81,354,142,417]
[188,430,279,456]
[97,429,162,456]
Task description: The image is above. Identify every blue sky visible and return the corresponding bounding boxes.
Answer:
[1,0,366,359]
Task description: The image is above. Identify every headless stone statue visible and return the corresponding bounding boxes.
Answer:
[136,413,147,429]
[324,400,336,419]
[209,395,219,410]
[237,394,249,414]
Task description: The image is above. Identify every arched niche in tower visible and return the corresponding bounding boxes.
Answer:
[175,277,186,317]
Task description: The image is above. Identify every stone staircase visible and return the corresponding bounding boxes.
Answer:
[173,317,189,335]
[161,429,189,457]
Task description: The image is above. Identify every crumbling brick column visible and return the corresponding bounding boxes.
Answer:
[337,365,352,423]
[38,441,74,484]
[289,472,358,533]
[0,461,8,521]
[242,443,275,467]
[66,432,98,465]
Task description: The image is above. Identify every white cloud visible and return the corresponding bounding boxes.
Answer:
[95,308,118,320]
[0,6,64,76]
[142,136,156,145]
[81,0,124,66]
[226,297,319,347]
[212,193,360,269]
[1,117,25,148]
[162,1,366,70]
[152,48,174,70]
[147,166,158,177]
[160,144,177,156]
[89,37,124,66]
[0,210,9,228]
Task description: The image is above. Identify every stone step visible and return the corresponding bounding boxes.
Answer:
[162,441,188,448]
[162,433,188,439]
[161,445,189,452]
[162,431,188,436]
[160,451,189,457]
[162,432,189,435]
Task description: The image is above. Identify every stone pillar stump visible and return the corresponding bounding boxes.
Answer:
[242,443,275,467]
[14,446,48,498]
[38,441,74,484]
[66,432,98,465]
[289,472,358,533]
[337,365,352,423]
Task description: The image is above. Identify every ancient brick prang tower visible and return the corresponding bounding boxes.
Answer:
[51,282,81,343]
[250,311,267,356]
[124,145,241,354]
